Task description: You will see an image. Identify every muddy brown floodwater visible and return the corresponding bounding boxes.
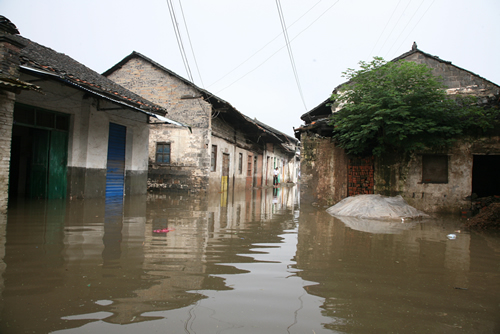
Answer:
[0,186,499,333]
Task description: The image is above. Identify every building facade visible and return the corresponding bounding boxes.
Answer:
[104,52,298,194]
[296,46,500,213]
[0,18,179,212]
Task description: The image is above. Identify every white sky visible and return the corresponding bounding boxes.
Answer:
[3,0,499,136]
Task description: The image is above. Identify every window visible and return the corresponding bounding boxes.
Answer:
[156,143,171,164]
[247,155,252,176]
[14,104,70,131]
[422,155,448,183]
[211,145,217,172]
[238,153,243,174]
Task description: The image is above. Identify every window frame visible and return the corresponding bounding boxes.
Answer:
[155,142,171,164]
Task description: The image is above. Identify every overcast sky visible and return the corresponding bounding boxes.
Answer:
[3,0,499,136]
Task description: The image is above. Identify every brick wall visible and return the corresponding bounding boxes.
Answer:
[348,156,374,196]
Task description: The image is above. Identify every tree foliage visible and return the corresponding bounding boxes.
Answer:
[329,57,497,156]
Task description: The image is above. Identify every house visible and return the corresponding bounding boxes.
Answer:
[295,45,500,213]
[0,17,183,212]
[103,52,299,194]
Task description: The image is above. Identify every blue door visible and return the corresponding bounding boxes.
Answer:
[106,123,126,198]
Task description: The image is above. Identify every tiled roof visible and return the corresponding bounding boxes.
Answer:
[13,36,166,115]
[103,51,234,108]
[243,115,298,144]
[105,51,296,143]
[300,47,500,124]
[0,75,41,93]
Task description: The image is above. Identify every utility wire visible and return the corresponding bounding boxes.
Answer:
[215,0,340,96]
[178,0,205,88]
[385,0,426,56]
[395,0,437,53]
[378,0,413,57]
[369,0,402,57]
[275,0,307,110]
[207,0,324,89]
[166,0,194,83]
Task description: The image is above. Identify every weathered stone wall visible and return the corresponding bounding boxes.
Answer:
[211,116,237,143]
[105,56,299,194]
[0,92,14,212]
[403,52,500,97]
[208,126,265,193]
[106,57,214,192]
[105,57,211,128]
[375,137,500,213]
[300,132,348,206]
[147,126,210,192]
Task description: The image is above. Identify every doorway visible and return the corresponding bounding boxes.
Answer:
[10,105,69,200]
[106,123,127,198]
[472,155,500,197]
[221,153,230,193]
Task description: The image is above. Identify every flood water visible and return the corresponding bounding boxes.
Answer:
[1,186,499,333]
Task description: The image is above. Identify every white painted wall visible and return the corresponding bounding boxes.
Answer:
[17,74,150,173]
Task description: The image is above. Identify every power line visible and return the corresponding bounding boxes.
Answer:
[207,0,325,89]
[395,0,437,53]
[385,0,426,56]
[166,0,194,83]
[378,0,413,56]
[177,0,205,88]
[369,0,402,57]
[275,0,307,110]
[215,0,340,95]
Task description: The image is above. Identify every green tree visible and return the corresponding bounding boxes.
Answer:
[329,57,496,156]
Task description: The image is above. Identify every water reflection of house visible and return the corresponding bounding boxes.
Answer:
[0,184,299,331]
[103,52,299,194]
[295,46,500,213]
[206,185,298,231]
[294,211,481,332]
[0,18,185,211]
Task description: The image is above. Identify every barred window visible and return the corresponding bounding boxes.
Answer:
[156,143,171,164]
